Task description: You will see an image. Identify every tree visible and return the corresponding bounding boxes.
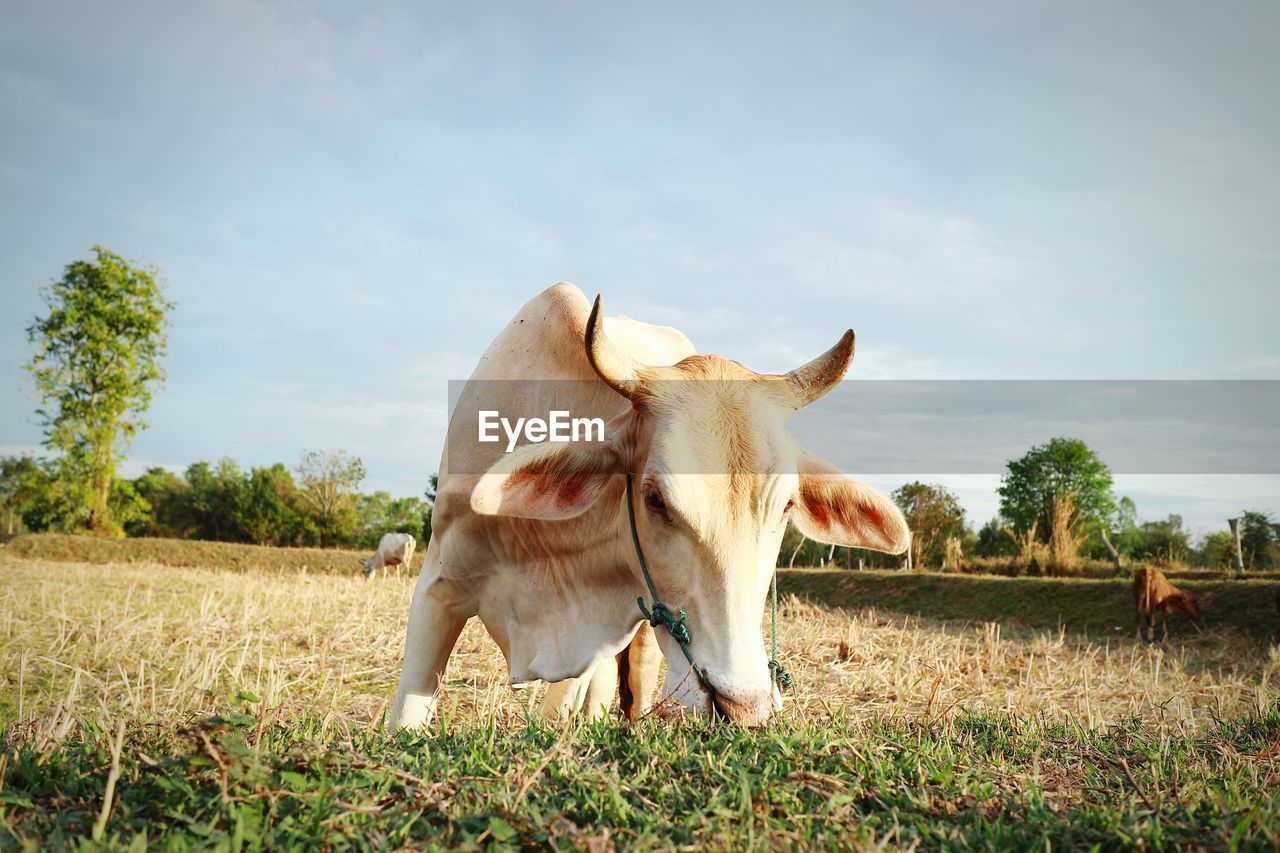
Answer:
[358,491,430,549]
[15,461,58,532]
[183,459,249,542]
[238,464,302,546]
[1116,496,1138,532]
[891,481,967,568]
[1198,530,1237,569]
[1239,510,1278,570]
[127,466,191,538]
[974,516,1018,558]
[110,478,151,533]
[0,456,42,536]
[295,449,365,546]
[997,437,1116,542]
[25,247,173,535]
[1125,514,1191,564]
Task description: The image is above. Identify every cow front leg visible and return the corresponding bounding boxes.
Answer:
[388,579,470,733]
[539,658,620,722]
[540,667,597,721]
[620,624,662,720]
[581,657,620,719]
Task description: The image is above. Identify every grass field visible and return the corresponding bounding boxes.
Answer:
[2,549,1279,848]
[3,533,425,576]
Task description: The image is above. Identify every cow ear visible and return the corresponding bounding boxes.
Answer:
[792,449,910,554]
[471,440,620,520]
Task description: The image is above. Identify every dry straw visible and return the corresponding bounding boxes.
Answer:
[1,558,1275,746]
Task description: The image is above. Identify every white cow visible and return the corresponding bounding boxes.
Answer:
[362,532,416,580]
[389,283,908,731]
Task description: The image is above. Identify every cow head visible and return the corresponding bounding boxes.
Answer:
[359,557,377,578]
[1172,591,1200,619]
[471,296,909,725]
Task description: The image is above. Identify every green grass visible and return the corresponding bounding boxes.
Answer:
[780,569,1280,642]
[4,698,1279,850]
[4,548,1278,848]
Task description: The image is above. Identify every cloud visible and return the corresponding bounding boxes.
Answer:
[3,1,1279,514]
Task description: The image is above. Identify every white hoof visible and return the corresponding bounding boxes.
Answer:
[389,693,436,733]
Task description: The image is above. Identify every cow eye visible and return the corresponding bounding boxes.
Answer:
[784,499,795,514]
[644,489,668,518]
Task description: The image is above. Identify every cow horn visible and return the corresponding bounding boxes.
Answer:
[785,329,856,410]
[586,294,645,402]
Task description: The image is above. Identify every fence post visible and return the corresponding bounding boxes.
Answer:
[1099,528,1123,570]
[1228,517,1245,570]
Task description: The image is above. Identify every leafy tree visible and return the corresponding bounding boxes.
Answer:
[891,481,967,568]
[238,464,302,546]
[1106,496,1137,552]
[997,437,1116,541]
[974,516,1018,558]
[1115,496,1138,532]
[0,455,42,536]
[295,450,365,546]
[15,461,59,532]
[358,491,429,549]
[110,479,151,533]
[183,459,249,542]
[383,495,426,542]
[357,491,394,547]
[25,247,173,535]
[127,467,191,538]
[1239,510,1278,570]
[1198,530,1238,569]
[1125,514,1191,564]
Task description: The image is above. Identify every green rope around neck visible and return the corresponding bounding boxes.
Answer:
[625,473,791,696]
[768,572,792,691]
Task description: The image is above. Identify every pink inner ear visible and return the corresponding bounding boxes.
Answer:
[802,485,886,537]
[554,476,587,509]
[505,460,596,511]
[803,494,831,530]
[859,499,884,531]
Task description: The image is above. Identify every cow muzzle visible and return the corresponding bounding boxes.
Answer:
[711,691,774,727]
[661,662,776,726]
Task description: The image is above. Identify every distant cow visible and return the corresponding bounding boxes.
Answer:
[362,533,416,580]
[1132,567,1199,642]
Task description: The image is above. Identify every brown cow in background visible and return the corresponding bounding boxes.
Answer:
[1133,567,1199,642]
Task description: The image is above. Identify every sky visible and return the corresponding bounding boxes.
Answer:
[2,1,1278,536]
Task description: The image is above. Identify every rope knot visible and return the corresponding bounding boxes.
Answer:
[769,658,793,691]
[637,597,692,646]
